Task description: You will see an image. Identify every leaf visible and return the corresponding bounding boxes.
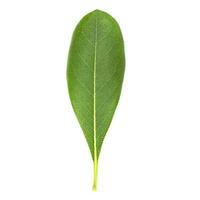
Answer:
[67,9,125,191]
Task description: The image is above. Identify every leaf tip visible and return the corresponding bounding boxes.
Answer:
[91,9,105,15]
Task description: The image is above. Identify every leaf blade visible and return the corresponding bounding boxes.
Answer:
[67,9,125,190]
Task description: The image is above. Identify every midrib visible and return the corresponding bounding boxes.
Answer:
[93,17,97,164]
[92,16,98,191]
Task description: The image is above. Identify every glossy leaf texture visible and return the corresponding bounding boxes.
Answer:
[67,9,125,190]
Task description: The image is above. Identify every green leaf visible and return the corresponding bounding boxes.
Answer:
[67,9,125,191]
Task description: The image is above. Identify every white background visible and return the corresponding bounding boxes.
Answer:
[0,0,200,199]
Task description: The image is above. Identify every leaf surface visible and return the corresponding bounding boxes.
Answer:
[67,9,125,190]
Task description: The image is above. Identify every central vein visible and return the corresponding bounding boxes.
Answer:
[92,16,98,191]
[93,17,97,162]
